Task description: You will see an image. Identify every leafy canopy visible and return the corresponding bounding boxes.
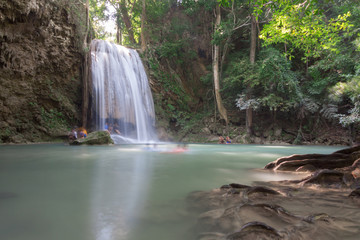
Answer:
[259,1,353,61]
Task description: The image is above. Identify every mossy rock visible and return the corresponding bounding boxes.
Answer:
[70,131,114,145]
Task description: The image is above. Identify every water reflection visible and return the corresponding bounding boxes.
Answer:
[91,147,154,240]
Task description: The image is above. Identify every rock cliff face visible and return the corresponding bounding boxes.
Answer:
[0,0,84,143]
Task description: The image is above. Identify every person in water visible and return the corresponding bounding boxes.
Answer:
[113,123,121,134]
[226,136,231,144]
[218,136,225,144]
[171,144,188,153]
[107,125,113,134]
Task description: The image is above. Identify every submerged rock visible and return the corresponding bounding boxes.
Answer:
[246,186,281,197]
[297,169,347,187]
[296,164,317,172]
[229,183,251,189]
[349,188,360,198]
[226,222,282,240]
[304,213,333,223]
[70,131,114,145]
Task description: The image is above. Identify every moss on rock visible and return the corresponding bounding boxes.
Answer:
[70,131,114,145]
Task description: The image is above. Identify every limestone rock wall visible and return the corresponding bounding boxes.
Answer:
[0,0,84,143]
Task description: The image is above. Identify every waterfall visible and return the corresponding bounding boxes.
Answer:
[90,40,157,144]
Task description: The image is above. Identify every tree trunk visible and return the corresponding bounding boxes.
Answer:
[120,0,136,45]
[246,14,257,135]
[82,0,90,128]
[116,14,122,44]
[213,5,228,125]
[116,26,122,45]
[140,0,147,53]
[249,15,256,64]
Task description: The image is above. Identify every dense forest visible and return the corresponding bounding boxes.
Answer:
[1,0,359,144]
[87,0,360,144]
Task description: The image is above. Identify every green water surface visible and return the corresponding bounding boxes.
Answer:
[0,144,344,240]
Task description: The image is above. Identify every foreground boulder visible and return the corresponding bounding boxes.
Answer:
[70,131,114,145]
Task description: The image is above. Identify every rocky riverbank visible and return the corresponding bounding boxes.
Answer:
[187,146,360,240]
[156,113,352,146]
[0,0,84,143]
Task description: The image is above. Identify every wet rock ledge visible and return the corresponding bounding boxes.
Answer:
[187,146,360,240]
[69,131,114,145]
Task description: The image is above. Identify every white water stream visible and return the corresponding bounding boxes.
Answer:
[91,40,157,143]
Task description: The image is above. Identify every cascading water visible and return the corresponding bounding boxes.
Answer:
[90,39,157,143]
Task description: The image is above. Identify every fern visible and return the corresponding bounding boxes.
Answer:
[303,98,320,113]
[235,94,260,110]
[320,104,338,120]
[338,101,360,126]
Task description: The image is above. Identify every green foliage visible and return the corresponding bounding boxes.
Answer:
[332,76,360,126]
[0,127,14,143]
[257,48,301,111]
[28,102,68,130]
[235,94,260,110]
[260,2,354,61]
[156,39,195,64]
[258,48,299,92]
[147,0,170,19]
[157,40,184,58]
[149,9,197,65]
[173,110,213,140]
[223,52,257,96]
[217,0,232,7]
[182,0,217,15]
[146,0,180,44]
[304,75,331,96]
[147,55,191,112]
[89,0,108,39]
[40,108,67,129]
[338,101,360,126]
[224,48,300,112]
[200,71,213,87]
[304,45,358,100]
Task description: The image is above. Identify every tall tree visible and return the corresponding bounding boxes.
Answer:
[108,0,138,45]
[245,14,257,135]
[140,0,147,52]
[213,4,229,124]
[116,13,122,44]
[119,0,137,44]
[249,15,257,64]
[89,0,108,39]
